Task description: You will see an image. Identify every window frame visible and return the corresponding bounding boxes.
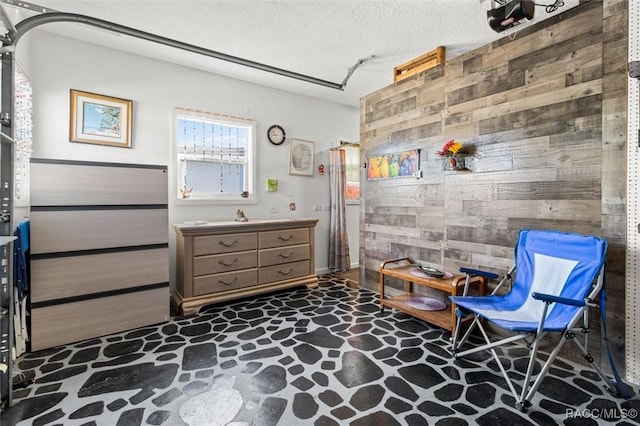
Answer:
[171,108,256,205]
[342,144,360,205]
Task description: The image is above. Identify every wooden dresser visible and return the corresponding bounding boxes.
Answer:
[173,219,318,315]
[29,159,169,351]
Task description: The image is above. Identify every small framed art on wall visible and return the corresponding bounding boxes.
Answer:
[70,89,132,148]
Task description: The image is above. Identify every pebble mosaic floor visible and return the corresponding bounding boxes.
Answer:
[2,275,639,425]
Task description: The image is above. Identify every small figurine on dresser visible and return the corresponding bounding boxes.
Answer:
[180,186,193,199]
[234,209,249,222]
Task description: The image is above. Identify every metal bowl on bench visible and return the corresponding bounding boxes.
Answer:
[416,266,445,278]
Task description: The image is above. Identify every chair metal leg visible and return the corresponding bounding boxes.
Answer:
[474,317,521,401]
[520,330,571,407]
[518,302,550,408]
[569,330,620,396]
[450,313,463,355]
[455,328,526,358]
[451,314,482,355]
[520,305,589,409]
[451,274,474,354]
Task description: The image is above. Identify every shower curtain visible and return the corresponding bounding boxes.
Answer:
[329,149,351,271]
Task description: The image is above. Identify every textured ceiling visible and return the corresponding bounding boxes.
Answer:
[2,0,579,107]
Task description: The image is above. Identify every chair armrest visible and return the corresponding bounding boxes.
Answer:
[459,267,499,280]
[531,292,585,307]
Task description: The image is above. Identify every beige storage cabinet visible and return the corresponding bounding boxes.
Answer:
[29,159,170,351]
[174,219,318,315]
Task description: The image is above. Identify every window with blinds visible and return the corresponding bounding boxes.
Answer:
[173,108,255,201]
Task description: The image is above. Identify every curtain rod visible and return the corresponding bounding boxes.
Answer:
[174,106,253,123]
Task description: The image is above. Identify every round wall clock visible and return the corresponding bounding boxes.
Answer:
[267,124,286,145]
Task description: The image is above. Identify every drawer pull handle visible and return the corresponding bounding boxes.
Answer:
[218,277,238,285]
[219,239,238,247]
[278,235,293,241]
[278,268,293,275]
[278,251,293,258]
[218,258,238,266]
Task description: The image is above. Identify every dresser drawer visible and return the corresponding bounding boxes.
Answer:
[193,269,258,296]
[31,162,167,206]
[259,244,310,267]
[193,250,257,276]
[31,286,168,351]
[194,233,258,256]
[259,260,310,284]
[259,228,309,249]
[31,247,168,302]
[31,209,168,254]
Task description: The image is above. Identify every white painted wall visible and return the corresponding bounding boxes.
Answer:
[24,29,360,288]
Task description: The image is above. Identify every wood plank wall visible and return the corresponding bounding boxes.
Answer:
[359,1,628,373]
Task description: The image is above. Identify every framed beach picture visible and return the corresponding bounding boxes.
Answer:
[69,90,132,148]
[289,138,314,176]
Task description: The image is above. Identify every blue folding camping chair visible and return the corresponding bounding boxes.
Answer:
[450,229,631,411]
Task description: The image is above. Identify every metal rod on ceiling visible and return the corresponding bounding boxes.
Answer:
[340,56,374,88]
[6,12,370,91]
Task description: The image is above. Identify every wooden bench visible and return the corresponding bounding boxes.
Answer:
[379,257,485,334]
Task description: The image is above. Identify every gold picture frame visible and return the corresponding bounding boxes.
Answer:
[69,89,132,148]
